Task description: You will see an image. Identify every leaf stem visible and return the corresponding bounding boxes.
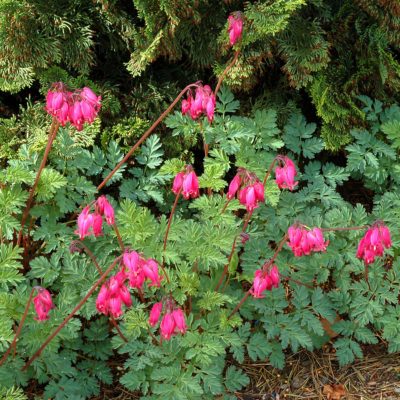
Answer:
[17,120,60,246]
[22,256,122,371]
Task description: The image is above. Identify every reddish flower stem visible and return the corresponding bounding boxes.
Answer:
[22,256,122,371]
[215,210,253,291]
[0,288,35,366]
[70,240,103,275]
[263,158,277,186]
[113,223,125,252]
[110,316,128,343]
[214,51,240,97]
[17,120,60,246]
[97,83,200,192]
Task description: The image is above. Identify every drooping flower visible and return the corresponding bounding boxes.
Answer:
[238,182,265,212]
[96,284,110,314]
[149,302,163,327]
[160,312,176,340]
[92,213,103,237]
[306,228,328,253]
[143,259,162,287]
[75,206,94,240]
[124,251,146,290]
[45,82,101,130]
[96,271,131,318]
[33,288,55,321]
[172,171,185,195]
[275,156,298,191]
[287,225,329,257]
[227,174,241,200]
[172,308,187,334]
[227,13,243,46]
[250,269,272,298]
[182,85,216,123]
[96,196,115,225]
[182,171,199,199]
[250,263,280,299]
[269,265,280,288]
[356,222,392,265]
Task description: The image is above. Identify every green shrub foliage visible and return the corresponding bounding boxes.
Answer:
[1,85,400,398]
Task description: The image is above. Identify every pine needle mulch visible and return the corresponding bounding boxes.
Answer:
[236,345,400,400]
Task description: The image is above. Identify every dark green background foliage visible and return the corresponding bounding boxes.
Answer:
[1,0,400,152]
[1,0,400,399]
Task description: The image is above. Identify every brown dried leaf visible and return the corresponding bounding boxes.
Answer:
[323,384,347,400]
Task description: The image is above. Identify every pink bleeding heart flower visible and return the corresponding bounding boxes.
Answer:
[253,181,265,203]
[250,270,272,298]
[228,13,243,46]
[356,222,392,265]
[124,251,145,289]
[227,174,241,200]
[306,228,329,252]
[92,213,103,237]
[238,185,261,212]
[275,156,298,191]
[205,94,216,123]
[160,312,176,340]
[149,302,163,327]
[96,196,115,225]
[182,170,199,199]
[119,284,132,307]
[69,101,84,131]
[96,284,110,315]
[81,87,101,109]
[182,97,191,115]
[33,288,55,321]
[143,259,162,287]
[108,296,123,318]
[287,225,329,256]
[75,206,94,240]
[172,308,187,334]
[172,171,185,195]
[269,265,280,288]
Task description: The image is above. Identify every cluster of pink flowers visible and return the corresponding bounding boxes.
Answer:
[250,265,280,298]
[96,270,132,318]
[123,251,162,289]
[148,300,187,340]
[182,84,216,123]
[287,226,329,257]
[46,82,101,131]
[356,223,392,265]
[172,166,199,199]
[227,168,265,212]
[33,288,55,321]
[228,13,243,46]
[275,156,298,191]
[76,196,115,240]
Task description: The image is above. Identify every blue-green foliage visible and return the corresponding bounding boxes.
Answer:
[1,89,400,398]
